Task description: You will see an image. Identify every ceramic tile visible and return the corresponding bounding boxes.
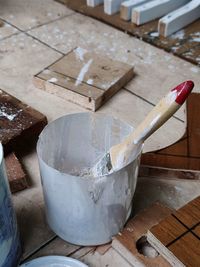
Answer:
[0,33,61,99]
[0,0,74,31]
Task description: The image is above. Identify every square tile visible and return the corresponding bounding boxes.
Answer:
[34,47,134,110]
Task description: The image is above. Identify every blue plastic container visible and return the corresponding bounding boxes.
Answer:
[0,143,21,267]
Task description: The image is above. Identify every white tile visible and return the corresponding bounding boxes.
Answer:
[0,0,74,31]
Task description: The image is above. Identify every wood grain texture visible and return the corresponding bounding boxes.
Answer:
[5,152,28,193]
[169,233,200,267]
[56,0,200,66]
[148,196,200,267]
[149,215,187,246]
[175,196,200,228]
[0,89,47,154]
[112,202,172,267]
[142,93,200,172]
[34,47,134,111]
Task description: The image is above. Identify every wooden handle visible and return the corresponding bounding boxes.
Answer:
[110,81,194,169]
[125,80,194,145]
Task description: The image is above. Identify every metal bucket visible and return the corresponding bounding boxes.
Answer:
[37,113,143,245]
[0,143,21,267]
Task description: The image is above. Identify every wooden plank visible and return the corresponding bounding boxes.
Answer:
[156,137,188,157]
[187,93,200,158]
[87,0,104,7]
[0,89,47,154]
[34,47,134,111]
[5,152,28,193]
[131,0,189,25]
[120,0,149,21]
[158,0,200,37]
[104,0,125,15]
[25,237,81,261]
[147,196,200,267]
[112,202,172,267]
[139,165,200,180]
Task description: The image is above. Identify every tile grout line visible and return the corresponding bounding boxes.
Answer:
[0,16,70,55]
[26,12,75,32]
[123,88,184,123]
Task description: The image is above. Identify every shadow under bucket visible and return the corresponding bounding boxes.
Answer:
[37,113,143,245]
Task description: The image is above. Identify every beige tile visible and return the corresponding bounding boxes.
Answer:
[0,21,19,40]
[0,33,61,98]
[28,13,200,122]
[0,0,73,31]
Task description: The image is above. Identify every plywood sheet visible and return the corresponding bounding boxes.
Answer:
[147,196,200,267]
[34,47,134,111]
[112,202,172,267]
[0,89,47,154]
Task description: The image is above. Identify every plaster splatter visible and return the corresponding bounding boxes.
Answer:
[171,30,185,40]
[75,59,93,86]
[190,67,199,73]
[48,77,58,83]
[149,32,159,37]
[75,47,87,61]
[0,107,22,121]
[87,79,93,85]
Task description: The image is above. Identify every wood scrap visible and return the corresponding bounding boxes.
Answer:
[159,0,200,37]
[104,0,125,15]
[112,202,172,267]
[5,152,28,193]
[87,0,104,7]
[34,47,134,111]
[139,165,200,180]
[147,196,200,267]
[0,89,47,154]
[131,0,189,25]
[120,0,149,21]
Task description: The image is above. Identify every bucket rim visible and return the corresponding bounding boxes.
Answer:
[36,112,143,179]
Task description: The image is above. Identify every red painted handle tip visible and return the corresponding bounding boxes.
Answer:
[172,80,194,105]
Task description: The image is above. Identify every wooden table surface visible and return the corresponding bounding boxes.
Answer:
[0,0,199,266]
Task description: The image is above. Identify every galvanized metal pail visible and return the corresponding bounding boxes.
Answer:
[37,113,143,245]
[0,143,21,267]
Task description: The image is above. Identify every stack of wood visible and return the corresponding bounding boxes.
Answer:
[86,0,200,37]
[0,89,47,193]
